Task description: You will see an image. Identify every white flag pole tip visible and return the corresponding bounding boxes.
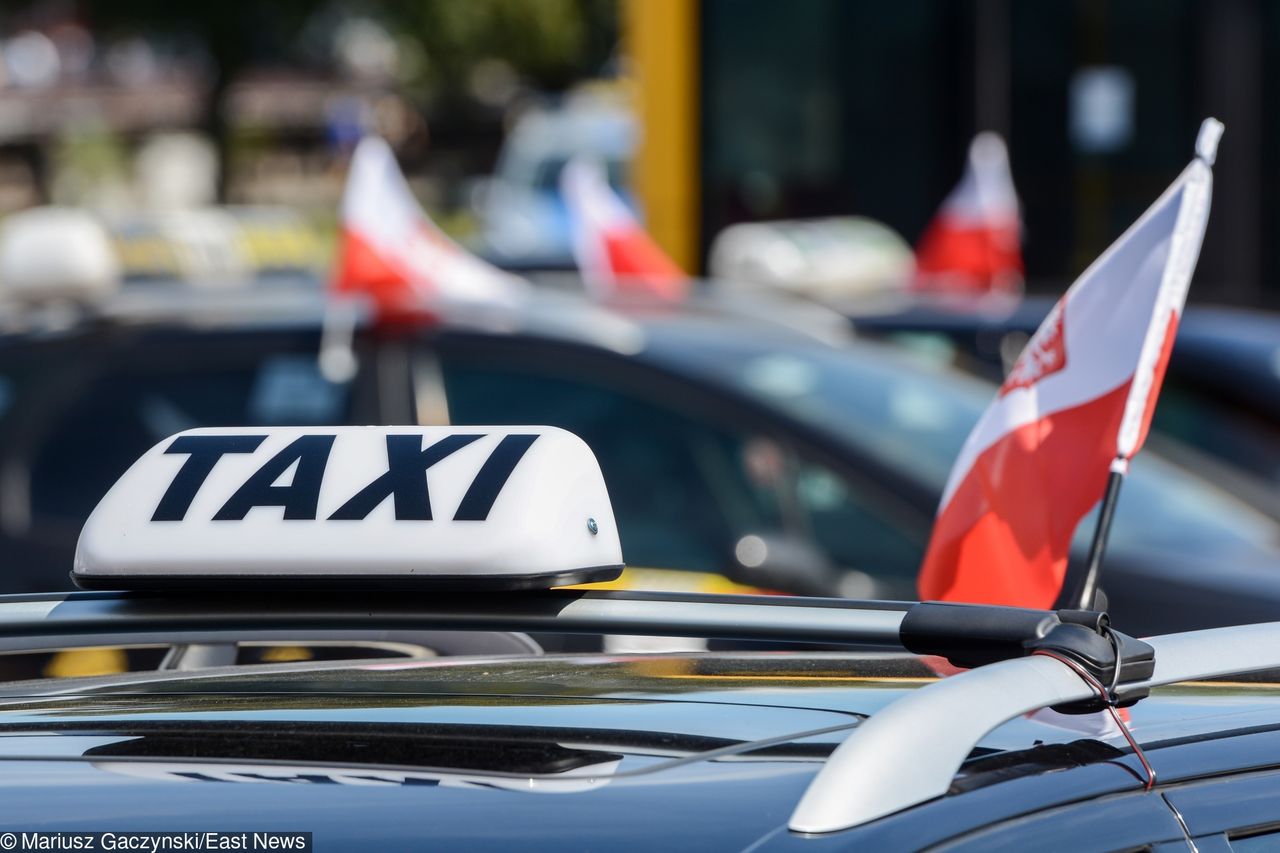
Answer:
[1196,118,1224,166]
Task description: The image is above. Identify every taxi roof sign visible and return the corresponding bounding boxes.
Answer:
[0,207,121,303]
[73,426,623,590]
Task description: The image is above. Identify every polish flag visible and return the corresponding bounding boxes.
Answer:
[333,136,523,318]
[914,132,1023,294]
[918,119,1222,608]
[560,158,689,301]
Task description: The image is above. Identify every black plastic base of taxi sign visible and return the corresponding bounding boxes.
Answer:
[69,564,625,592]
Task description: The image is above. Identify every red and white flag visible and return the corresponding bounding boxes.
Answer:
[914,132,1023,294]
[918,119,1222,608]
[560,158,689,301]
[333,136,523,318]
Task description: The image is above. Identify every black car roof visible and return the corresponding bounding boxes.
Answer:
[0,279,837,337]
[844,291,1280,361]
[3,651,1280,849]
[1,566,1279,847]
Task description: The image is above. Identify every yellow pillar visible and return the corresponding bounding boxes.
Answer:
[624,0,700,273]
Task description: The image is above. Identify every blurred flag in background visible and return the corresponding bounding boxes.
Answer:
[914,132,1023,294]
[561,158,689,301]
[333,136,523,319]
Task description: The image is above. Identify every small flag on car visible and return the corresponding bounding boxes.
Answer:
[332,136,524,319]
[561,158,689,301]
[914,132,1023,294]
[918,119,1222,608]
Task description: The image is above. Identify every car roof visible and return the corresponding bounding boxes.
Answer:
[843,290,1280,356]
[4,651,1280,848]
[498,102,635,165]
[0,277,857,354]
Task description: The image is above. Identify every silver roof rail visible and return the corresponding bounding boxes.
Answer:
[789,620,1280,835]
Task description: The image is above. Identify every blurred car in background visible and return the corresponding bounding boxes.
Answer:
[472,97,635,269]
[107,206,325,286]
[708,217,916,299]
[844,293,1280,510]
[1,212,1280,636]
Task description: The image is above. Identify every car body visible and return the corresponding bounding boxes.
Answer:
[6,382,1280,851]
[1,284,1280,634]
[3,590,1280,852]
[844,292,1280,506]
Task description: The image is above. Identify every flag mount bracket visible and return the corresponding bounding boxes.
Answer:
[899,601,1155,712]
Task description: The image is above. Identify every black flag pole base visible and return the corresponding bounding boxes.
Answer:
[1055,458,1129,611]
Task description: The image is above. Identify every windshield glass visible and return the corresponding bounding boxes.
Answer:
[647,331,1280,559]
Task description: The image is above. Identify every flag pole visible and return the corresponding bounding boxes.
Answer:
[1055,121,1221,612]
[1056,457,1129,610]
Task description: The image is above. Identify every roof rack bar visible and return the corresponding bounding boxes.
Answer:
[0,629,542,659]
[0,590,913,652]
[789,621,1280,835]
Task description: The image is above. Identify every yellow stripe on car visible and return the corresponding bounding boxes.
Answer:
[569,567,773,595]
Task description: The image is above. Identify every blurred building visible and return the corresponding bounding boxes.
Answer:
[0,1,618,257]
[630,0,1274,304]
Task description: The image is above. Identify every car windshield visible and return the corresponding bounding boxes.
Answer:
[646,331,1280,559]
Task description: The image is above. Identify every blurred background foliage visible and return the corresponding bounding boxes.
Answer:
[69,0,620,101]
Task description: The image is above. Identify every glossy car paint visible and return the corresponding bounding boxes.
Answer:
[1,654,1280,850]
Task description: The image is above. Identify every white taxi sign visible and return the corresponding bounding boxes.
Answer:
[72,426,623,589]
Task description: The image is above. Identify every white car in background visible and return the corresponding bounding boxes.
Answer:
[473,98,635,269]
